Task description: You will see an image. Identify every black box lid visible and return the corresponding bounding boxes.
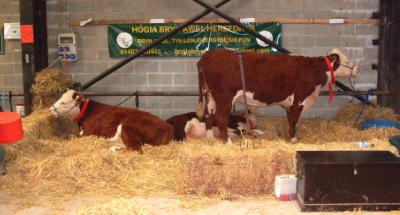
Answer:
[296,151,400,164]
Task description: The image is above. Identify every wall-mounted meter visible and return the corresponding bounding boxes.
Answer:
[58,33,77,61]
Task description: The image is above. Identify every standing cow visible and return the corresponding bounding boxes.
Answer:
[50,90,174,153]
[196,48,359,142]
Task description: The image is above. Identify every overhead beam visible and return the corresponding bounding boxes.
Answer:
[69,18,379,26]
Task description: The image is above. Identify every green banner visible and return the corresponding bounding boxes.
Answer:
[0,27,4,54]
[108,22,281,57]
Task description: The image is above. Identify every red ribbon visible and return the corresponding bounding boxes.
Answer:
[74,99,90,121]
[324,56,335,102]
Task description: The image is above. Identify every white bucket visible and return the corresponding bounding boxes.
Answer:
[15,104,25,116]
[274,174,297,201]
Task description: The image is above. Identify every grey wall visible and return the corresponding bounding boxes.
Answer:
[0,0,22,92]
[1,0,379,119]
[0,0,23,110]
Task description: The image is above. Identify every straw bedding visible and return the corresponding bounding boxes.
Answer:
[0,102,399,211]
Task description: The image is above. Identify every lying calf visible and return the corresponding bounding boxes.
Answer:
[166,112,262,142]
[50,90,174,153]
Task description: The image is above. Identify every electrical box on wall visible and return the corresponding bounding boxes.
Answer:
[58,33,77,61]
[4,23,21,40]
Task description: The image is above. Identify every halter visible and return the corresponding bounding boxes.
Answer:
[340,63,355,70]
[324,56,335,102]
[74,99,90,121]
[51,101,79,118]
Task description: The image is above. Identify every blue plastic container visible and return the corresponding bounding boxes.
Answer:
[361,119,400,130]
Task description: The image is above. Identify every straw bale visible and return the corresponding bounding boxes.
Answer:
[31,68,72,109]
[179,144,294,196]
[177,134,398,196]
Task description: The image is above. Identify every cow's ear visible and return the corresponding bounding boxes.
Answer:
[72,92,84,102]
[329,53,340,70]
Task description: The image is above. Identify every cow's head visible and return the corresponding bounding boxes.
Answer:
[328,48,359,79]
[49,89,83,118]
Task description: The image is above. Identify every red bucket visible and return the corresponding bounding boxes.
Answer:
[0,112,24,144]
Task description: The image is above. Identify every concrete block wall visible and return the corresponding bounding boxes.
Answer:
[0,0,24,110]
[1,0,380,119]
[0,0,22,93]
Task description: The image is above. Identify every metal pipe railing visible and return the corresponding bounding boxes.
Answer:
[9,90,391,97]
[4,90,391,110]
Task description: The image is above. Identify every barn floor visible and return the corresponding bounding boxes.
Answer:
[1,193,399,215]
[0,103,399,215]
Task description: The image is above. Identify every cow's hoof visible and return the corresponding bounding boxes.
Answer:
[110,146,122,152]
[290,137,298,143]
[226,138,233,145]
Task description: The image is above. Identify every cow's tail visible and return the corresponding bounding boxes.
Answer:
[196,66,205,120]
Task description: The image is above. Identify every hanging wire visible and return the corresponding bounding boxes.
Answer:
[67,0,71,32]
[114,94,135,107]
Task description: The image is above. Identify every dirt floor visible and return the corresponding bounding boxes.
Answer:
[0,192,399,215]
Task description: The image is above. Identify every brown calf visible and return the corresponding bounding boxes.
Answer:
[50,90,174,153]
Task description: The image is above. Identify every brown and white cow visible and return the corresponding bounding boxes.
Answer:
[196,48,359,142]
[49,90,174,153]
[166,111,262,141]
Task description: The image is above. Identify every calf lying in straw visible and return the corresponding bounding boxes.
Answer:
[49,90,174,153]
[166,111,263,141]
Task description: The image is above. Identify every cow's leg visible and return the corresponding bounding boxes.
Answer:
[204,114,216,138]
[120,125,143,154]
[214,97,233,143]
[107,124,127,152]
[287,103,303,142]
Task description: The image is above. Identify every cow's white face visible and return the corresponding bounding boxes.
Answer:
[49,89,81,118]
[330,48,359,79]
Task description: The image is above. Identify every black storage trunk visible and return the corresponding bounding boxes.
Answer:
[296,151,400,211]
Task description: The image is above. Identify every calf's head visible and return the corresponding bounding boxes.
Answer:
[328,48,359,79]
[49,89,83,119]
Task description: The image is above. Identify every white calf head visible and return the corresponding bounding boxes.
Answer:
[49,89,82,118]
[329,48,359,79]
[184,118,207,139]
